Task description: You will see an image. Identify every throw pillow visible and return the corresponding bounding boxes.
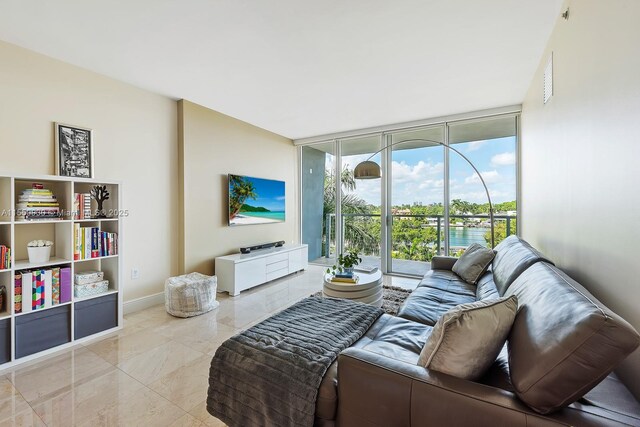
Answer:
[452,243,496,285]
[417,295,518,380]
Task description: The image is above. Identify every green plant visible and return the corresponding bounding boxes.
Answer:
[326,250,362,275]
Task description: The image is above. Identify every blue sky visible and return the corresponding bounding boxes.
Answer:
[239,176,285,211]
[340,136,516,205]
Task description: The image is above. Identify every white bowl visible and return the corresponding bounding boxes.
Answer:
[27,246,52,264]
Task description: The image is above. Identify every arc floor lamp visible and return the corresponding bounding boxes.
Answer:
[353,138,495,248]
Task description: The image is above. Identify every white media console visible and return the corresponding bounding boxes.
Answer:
[215,244,308,296]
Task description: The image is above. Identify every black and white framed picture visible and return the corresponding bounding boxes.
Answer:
[55,123,93,178]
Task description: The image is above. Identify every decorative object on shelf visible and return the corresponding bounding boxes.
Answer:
[27,240,53,264]
[55,122,93,178]
[74,280,109,298]
[17,183,61,221]
[90,185,110,218]
[354,138,496,248]
[0,245,10,269]
[326,250,362,276]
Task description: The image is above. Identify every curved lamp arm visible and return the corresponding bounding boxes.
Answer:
[353,138,494,248]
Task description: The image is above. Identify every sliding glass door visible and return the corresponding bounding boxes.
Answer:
[388,126,444,276]
[339,135,382,271]
[301,113,518,277]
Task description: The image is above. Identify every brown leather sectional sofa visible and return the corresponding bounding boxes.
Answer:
[315,236,640,426]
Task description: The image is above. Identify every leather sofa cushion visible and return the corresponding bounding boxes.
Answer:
[315,314,431,421]
[452,243,496,284]
[505,262,640,414]
[397,285,476,326]
[417,295,518,380]
[417,269,477,297]
[476,271,499,300]
[492,235,553,296]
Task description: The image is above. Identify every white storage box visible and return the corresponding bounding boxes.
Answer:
[165,272,218,318]
[74,280,109,298]
[75,271,104,285]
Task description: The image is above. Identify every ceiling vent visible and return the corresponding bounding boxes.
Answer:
[544,53,553,104]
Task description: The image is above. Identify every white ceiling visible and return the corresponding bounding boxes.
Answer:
[0,0,562,139]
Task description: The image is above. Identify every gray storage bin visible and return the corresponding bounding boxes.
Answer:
[0,319,10,364]
[16,305,71,358]
[74,293,118,339]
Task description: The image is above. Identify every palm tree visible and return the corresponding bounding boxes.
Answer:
[229,176,257,219]
[323,166,377,256]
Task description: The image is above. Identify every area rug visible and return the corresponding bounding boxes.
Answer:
[312,285,412,316]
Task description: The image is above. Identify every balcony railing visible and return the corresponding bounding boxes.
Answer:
[323,213,516,258]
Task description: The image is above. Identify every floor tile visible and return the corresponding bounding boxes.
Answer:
[7,347,114,404]
[0,408,46,427]
[170,413,204,427]
[30,369,145,425]
[117,341,205,385]
[189,400,227,427]
[148,354,211,412]
[85,329,172,365]
[0,378,32,424]
[74,388,185,427]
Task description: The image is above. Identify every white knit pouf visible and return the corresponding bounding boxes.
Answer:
[165,272,219,318]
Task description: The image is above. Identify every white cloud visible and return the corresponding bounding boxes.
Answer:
[465,170,501,184]
[490,152,516,167]
[465,140,488,151]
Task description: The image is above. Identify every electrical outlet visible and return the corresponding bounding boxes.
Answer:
[131,267,140,280]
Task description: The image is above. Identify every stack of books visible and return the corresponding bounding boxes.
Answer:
[16,183,61,221]
[14,267,71,313]
[0,245,10,270]
[74,224,118,260]
[330,272,359,284]
[73,193,92,219]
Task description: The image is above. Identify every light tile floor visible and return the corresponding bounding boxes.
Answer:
[0,265,419,426]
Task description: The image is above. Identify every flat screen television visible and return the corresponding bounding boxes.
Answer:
[228,174,285,226]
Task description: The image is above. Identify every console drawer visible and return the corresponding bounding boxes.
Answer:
[267,253,288,264]
[266,259,288,273]
[266,268,289,282]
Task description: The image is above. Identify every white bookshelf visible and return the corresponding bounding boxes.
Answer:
[0,173,123,368]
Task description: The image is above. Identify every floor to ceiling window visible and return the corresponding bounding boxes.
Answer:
[300,112,518,277]
[447,116,518,255]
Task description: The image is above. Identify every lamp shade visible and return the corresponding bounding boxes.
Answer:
[354,160,381,179]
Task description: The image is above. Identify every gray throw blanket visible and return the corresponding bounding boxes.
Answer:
[207,296,383,427]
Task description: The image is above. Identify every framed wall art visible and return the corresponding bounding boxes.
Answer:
[55,123,93,178]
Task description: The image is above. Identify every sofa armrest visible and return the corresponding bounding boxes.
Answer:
[337,348,563,427]
[430,255,458,270]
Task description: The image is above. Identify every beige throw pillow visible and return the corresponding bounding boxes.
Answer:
[452,243,496,285]
[417,295,518,380]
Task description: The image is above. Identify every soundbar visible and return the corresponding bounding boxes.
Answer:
[240,241,285,254]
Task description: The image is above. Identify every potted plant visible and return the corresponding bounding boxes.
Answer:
[27,240,53,264]
[326,250,362,276]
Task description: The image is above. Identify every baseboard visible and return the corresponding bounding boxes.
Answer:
[123,292,165,315]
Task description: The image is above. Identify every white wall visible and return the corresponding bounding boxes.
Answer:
[521,0,640,397]
[179,100,298,275]
[0,41,179,302]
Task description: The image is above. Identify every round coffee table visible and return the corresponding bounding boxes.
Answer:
[323,270,383,307]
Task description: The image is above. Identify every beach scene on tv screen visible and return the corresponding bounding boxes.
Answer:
[229,175,285,226]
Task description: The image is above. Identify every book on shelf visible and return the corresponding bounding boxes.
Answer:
[73,193,93,219]
[13,266,71,314]
[74,225,118,260]
[0,245,10,269]
[16,184,62,221]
